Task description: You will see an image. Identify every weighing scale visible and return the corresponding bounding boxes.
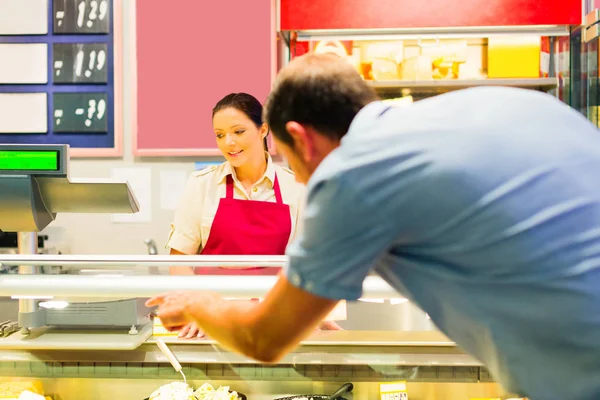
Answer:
[0,144,152,350]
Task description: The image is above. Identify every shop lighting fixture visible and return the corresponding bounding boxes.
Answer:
[293,25,569,41]
[10,295,53,300]
[38,300,69,309]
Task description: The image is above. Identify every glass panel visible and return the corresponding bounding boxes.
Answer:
[570,26,585,115]
[587,35,600,125]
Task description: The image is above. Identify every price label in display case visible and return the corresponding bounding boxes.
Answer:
[53,0,110,34]
[53,43,108,83]
[379,381,409,400]
[53,92,108,133]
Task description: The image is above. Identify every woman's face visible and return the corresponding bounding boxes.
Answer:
[213,107,267,168]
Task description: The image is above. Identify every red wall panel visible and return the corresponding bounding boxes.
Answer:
[280,0,582,31]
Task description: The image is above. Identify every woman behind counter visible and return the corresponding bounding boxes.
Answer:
[168,93,303,273]
[167,93,341,338]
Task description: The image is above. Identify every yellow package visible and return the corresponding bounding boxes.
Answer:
[487,36,541,78]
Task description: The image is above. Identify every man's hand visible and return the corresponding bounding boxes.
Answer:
[145,276,340,363]
[146,291,220,332]
[148,294,341,340]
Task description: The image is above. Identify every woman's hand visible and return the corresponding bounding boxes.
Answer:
[178,321,207,339]
[318,320,343,330]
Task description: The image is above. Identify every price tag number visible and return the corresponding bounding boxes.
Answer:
[54,0,110,34]
[53,93,109,133]
[55,98,107,127]
[75,0,108,29]
[53,43,108,83]
[75,48,105,77]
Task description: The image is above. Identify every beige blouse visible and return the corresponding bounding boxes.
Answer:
[166,155,305,254]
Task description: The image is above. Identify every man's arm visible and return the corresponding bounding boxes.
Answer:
[146,275,338,362]
[148,175,393,361]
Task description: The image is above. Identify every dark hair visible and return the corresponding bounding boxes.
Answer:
[212,93,268,151]
[264,53,378,148]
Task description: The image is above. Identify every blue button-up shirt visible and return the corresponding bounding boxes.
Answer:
[285,87,600,399]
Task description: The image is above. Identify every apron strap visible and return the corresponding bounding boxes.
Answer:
[226,175,234,198]
[273,174,283,204]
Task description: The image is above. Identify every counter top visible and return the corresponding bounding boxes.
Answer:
[152,330,455,347]
[0,330,481,366]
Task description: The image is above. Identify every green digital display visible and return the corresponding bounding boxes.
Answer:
[0,150,60,171]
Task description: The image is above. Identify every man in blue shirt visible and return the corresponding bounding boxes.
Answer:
[148,53,600,399]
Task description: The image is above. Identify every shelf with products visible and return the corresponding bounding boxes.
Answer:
[283,35,566,99]
[276,18,582,111]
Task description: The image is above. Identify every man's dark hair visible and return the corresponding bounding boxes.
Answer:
[264,53,379,148]
[213,92,268,151]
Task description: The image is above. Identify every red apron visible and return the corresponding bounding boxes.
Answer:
[193,173,291,275]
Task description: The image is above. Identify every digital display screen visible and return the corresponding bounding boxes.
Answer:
[0,150,60,171]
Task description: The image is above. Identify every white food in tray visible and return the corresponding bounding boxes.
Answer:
[148,382,241,400]
[148,382,194,400]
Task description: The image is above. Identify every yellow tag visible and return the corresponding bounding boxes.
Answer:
[379,381,408,400]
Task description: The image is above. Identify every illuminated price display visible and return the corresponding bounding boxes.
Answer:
[53,43,108,83]
[53,92,108,133]
[53,0,110,34]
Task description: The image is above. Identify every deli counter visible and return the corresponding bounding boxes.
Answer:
[0,254,513,400]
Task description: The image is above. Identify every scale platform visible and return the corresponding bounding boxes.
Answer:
[0,323,153,350]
